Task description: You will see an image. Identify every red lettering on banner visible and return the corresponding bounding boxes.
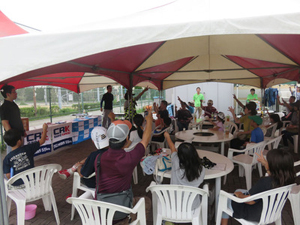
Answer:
[65,126,70,132]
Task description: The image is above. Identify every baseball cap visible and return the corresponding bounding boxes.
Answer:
[248,116,262,125]
[217,112,225,120]
[107,120,132,142]
[91,126,109,149]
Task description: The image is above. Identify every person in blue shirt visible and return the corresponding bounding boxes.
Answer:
[246,116,264,144]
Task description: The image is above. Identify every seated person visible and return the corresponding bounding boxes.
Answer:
[244,116,264,146]
[58,126,109,188]
[175,100,193,131]
[177,96,194,114]
[221,149,295,225]
[164,131,205,209]
[153,100,169,127]
[265,113,283,137]
[124,114,145,152]
[152,116,172,142]
[95,109,153,221]
[277,95,296,121]
[282,108,299,148]
[3,123,48,187]
[202,99,218,118]
[208,112,225,131]
[229,103,257,149]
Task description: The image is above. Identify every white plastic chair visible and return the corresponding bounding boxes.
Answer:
[71,172,96,220]
[279,120,291,134]
[5,164,61,225]
[262,135,282,157]
[264,122,278,138]
[67,197,146,225]
[227,141,266,190]
[288,161,300,225]
[188,120,203,130]
[146,181,209,225]
[216,184,295,225]
[224,121,238,137]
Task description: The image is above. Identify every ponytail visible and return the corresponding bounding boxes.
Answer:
[133,114,144,139]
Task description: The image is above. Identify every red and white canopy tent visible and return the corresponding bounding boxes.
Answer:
[1,0,300,93]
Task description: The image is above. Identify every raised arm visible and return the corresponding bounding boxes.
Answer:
[39,123,48,145]
[233,94,245,109]
[164,132,176,154]
[108,111,116,122]
[277,95,284,106]
[228,106,240,124]
[140,109,153,149]
[135,86,149,101]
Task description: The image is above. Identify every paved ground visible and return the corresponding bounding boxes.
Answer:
[6,139,300,225]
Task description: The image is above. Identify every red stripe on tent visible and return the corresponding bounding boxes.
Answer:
[226,55,299,88]
[0,11,28,37]
[259,34,300,65]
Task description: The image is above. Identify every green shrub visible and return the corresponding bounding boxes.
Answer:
[37,106,49,116]
[20,107,35,117]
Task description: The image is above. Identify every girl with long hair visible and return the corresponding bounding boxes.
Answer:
[124,114,144,152]
[221,148,295,224]
[164,132,205,208]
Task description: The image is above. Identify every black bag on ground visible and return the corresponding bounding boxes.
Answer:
[95,152,133,221]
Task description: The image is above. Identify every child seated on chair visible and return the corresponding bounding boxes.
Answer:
[164,131,205,210]
[2,123,48,186]
[151,116,172,142]
[58,126,109,188]
[243,116,264,146]
[220,149,295,225]
[208,112,225,132]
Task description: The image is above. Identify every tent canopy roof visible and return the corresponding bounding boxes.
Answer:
[1,0,300,92]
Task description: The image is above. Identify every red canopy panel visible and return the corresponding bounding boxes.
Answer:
[226,55,300,88]
[1,41,165,92]
[134,57,195,90]
[0,11,27,37]
[259,34,300,65]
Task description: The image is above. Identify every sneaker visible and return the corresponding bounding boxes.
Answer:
[58,169,71,179]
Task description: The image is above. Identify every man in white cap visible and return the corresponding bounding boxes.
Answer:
[58,126,109,188]
[95,109,153,198]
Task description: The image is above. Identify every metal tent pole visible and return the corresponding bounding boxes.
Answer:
[48,88,53,123]
[0,152,9,225]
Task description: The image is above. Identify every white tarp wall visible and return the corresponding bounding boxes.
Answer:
[166,82,234,116]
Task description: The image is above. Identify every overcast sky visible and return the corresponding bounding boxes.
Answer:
[1,0,172,32]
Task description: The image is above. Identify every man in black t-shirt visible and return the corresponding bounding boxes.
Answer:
[100,85,114,128]
[0,85,25,154]
[176,102,193,131]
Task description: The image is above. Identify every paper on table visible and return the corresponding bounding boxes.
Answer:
[211,163,226,171]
